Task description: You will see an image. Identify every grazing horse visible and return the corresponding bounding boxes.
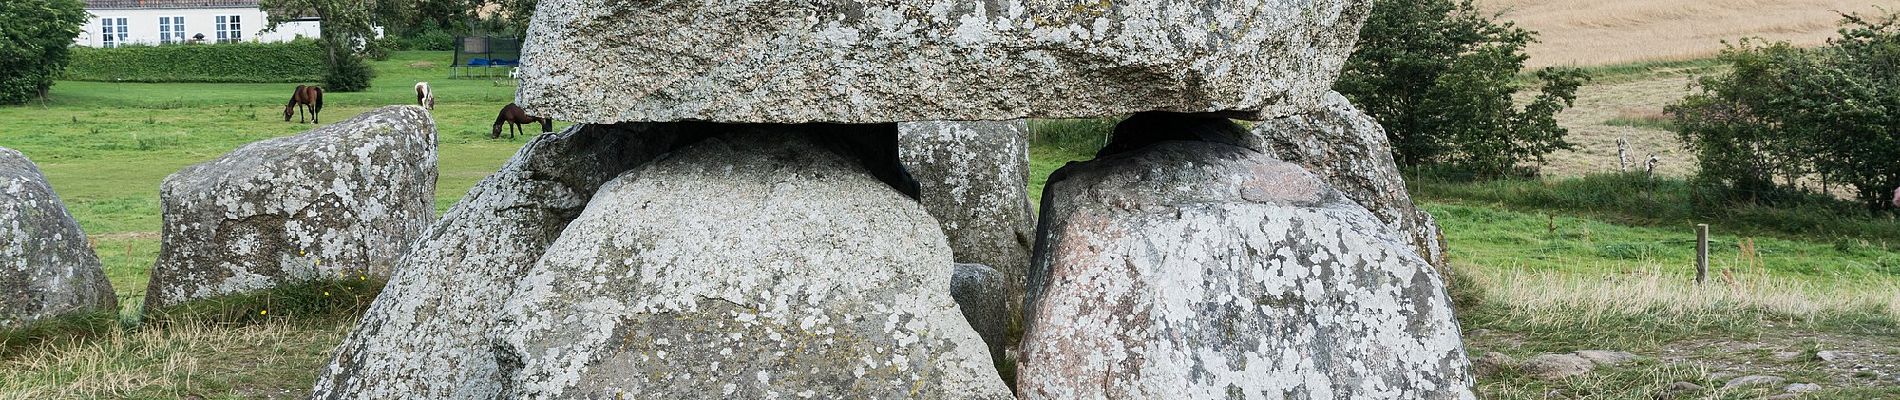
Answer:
[491,103,552,139]
[283,85,324,124]
[414,82,435,110]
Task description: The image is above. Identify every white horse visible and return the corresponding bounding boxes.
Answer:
[414,82,435,110]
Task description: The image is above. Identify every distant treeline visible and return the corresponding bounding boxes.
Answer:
[62,40,326,83]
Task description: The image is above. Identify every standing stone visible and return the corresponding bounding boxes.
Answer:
[898,120,1035,351]
[312,123,691,399]
[1249,91,1448,267]
[950,263,1010,371]
[517,0,1374,123]
[493,130,1011,399]
[1019,119,1472,399]
[144,106,436,310]
[0,148,116,329]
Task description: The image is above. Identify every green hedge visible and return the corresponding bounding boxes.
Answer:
[62,40,327,83]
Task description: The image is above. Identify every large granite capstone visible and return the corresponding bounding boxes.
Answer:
[516,0,1373,123]
[144,106,437,309]
[0,147,116,329]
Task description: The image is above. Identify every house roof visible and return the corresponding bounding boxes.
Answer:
[84,0,260,9]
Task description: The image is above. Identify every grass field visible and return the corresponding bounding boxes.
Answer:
[1476,0,1900,68]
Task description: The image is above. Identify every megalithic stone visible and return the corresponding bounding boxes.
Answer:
[312,123,692,399]
[898,120,1036,357]
[1019,116,1473,399]
[0,147,117,330]
[144,106,437,310]
[493,129,1011,398]
[1248,91,1449,267]
[516,0,1375,124]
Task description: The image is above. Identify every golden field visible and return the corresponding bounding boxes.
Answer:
[1477,0,1900,68]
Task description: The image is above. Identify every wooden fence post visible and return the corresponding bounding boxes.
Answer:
[1696,224,1710,285]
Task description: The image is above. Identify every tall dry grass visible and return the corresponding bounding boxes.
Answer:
[1477,0,1900,68]
[0,321,347,399]
[1462,264,1900,333]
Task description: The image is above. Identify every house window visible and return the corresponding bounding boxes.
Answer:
[159,16,185,44]
[100,17,128,48]
[215,15,242,43]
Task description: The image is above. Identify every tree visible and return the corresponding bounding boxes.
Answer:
[1669,12,1900,210]
[1335,0,1588,177]
[260,0,378,91]
[0,0,88,105]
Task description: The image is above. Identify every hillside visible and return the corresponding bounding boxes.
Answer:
[1477,0,1900,68]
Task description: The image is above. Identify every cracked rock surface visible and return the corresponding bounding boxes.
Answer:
[144,106,438,310]
[1249,91,1448,266]
[312,123,688,399]
[493,131,1011,399]
[0,147,116,329]
[1019,137,1472,399]
[516,0,1372,123]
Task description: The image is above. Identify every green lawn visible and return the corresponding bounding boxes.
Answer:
[0,51,552,302]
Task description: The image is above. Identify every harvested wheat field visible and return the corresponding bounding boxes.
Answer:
[1478,0,1900,68]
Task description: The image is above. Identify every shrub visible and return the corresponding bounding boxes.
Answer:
[1336,0,1588,177]
[1668,12,1900,211]
[323,51,375,92]
[64,41,327,83]
[0,0,89,104]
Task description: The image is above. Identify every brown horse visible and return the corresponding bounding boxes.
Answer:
[283,85,324,124]
[491,103,552,139]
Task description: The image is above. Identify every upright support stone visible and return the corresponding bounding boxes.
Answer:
[0,147,116,329]
[144,106,437,310]
[493,129,1010,398]
[1249,92,1448,267]
[312,124,690,399]
[898,120,1036,354]
[1019,116,1473,399]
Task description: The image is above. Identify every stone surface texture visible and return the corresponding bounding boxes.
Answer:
[144,106,437,309]
[1018,138,1472,399]
[898,120,1035,341]
[1249,91,1447,266]
[312,124,689,399]
[516,0,1373,123]
[0,148,116,329]
[1520,354,1593,380]
[950,262,1009,370]
[492,132,1011,398]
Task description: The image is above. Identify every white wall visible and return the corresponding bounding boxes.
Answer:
[73,7,319,47]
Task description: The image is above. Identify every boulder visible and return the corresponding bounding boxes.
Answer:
[951,263,1010,370]
[1722,374,1786,390]
[1784,383,1821,393]
[312,123,692,399]
[1017,120,1472,399]
[1472,352,1516,378]
[1249,91,1447,266]
[493,130,1011,398]
[144,106,437,309]
[1520,354,1593,380]
[898,120,1035,341]
[1573,350,1638,366]
[516,0,1373,123]
[0,148,116,329]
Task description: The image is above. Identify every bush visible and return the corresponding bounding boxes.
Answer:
[1336,0,1588,177]
[323,52,375,92]
[391,26,455,51]
[0,0,89,104]
[64,40,327,83]
[1668,12,1900,211]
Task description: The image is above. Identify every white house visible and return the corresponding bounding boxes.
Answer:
[74,0,321,48]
